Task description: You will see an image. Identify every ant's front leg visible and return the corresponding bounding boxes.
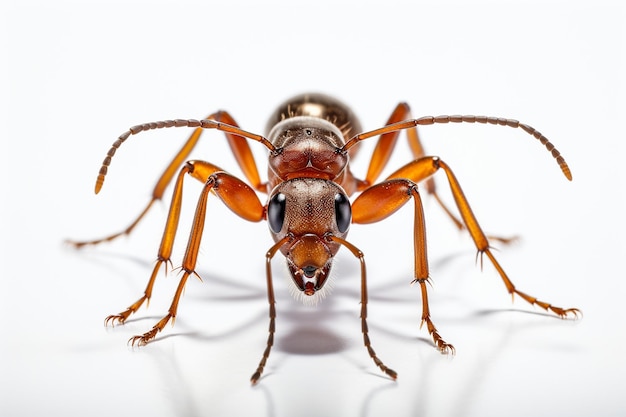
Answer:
[352,179,455,354]
[111,161,265,346]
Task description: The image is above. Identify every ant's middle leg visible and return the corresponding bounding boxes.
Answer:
[107,160,264,329]
[386,156,580,318]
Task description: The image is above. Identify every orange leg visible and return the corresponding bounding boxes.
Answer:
[353,179,455,354]
[348,114,572,245]
[107,161,264,339]
[359,104,500,237]
[68,111,266,248]
[386,156,580,318]
[105,163,192,325]
[361,102,418,187]
[327,235,398,379]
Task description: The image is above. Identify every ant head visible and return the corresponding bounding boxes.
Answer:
[266,177,351,300]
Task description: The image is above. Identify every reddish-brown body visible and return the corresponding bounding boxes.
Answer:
[70,93,579,383]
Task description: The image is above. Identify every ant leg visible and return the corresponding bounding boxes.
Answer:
[104,164,190,325]
[357,103,510,242]
[360,102,414,187]
[387,156,580,318]
[105,160,225,325]
[352,180,455,354]
[328,235,398,379]
[118,162,264,339]
[216,112,266,193]
[68,111,266,247]
[250,236,291,384]
[349,113,573,243]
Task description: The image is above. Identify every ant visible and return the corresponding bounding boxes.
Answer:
[68,93,580,383]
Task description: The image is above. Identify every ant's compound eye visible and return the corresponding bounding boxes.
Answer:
[268,193,287,233]
[334,193,351,233]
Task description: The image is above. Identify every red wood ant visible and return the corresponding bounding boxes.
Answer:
[69,93,580,383]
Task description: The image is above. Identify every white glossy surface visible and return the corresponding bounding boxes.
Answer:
[2,1,624,416]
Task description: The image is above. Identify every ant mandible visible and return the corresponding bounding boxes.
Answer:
[68,93,580,384]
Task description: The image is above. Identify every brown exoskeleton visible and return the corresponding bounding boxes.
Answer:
[69,93,580,383]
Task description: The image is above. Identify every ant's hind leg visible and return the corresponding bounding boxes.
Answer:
[68,111,266,248]
[356,102,513,244]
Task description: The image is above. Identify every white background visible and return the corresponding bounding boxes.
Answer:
[2,1,625,416]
